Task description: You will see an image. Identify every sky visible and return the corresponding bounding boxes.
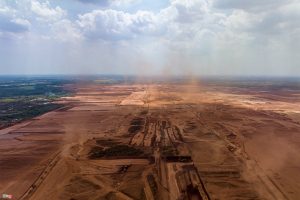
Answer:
[0,0,299,76]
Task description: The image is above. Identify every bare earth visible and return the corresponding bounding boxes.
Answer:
[1,82,300,200]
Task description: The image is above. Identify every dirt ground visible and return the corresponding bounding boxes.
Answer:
[1,82,300,200]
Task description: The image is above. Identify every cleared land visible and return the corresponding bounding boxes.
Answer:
[1,79,300,200]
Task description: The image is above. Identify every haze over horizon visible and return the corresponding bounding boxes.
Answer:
[0,0,299,76]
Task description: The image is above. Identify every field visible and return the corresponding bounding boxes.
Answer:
[0,76,300,200]
[0,76,73,129]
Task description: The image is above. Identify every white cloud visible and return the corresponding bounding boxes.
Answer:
[76,0,221,42]
[52,19,82,42]
[0,3,29,35]
[31,0,66,21]
[156,0,225,44]
[223,10,261,31]
[110,0,140,7]
[219,1,300,40]
[77,9,161,40]
[160,0,210,23]
[1,0,300,76]
[176,2,213,25]
[76,0,139,7]
[213,0,292,12]
[0,3,17,17]
[0,6,11,15]
[12,18,31,28]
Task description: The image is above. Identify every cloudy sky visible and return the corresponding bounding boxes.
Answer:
[0,0,299,76]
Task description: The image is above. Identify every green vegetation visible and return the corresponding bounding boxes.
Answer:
[94,79,116,84]
[161,146,178,156]
[140,110,148,115]
[0,76,73,129]
[128,117,145,134]
[89,145,144,159]
[147,174,158,198]
[0,98,16,103]
[96,139,120,147]
[0,77,71,98]
[0,103,62,121]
